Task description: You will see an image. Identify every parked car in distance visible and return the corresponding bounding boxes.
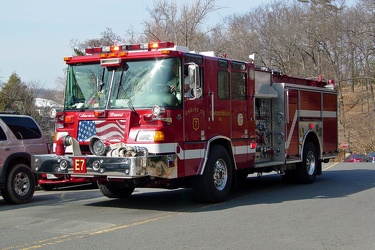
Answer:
[38,174,96,190]
[0,113,50,204]
[343,153,368,162]
[367,152,375,163]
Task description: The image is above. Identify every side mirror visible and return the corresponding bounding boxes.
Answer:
[188,64,199,88]
[187,64,202,98]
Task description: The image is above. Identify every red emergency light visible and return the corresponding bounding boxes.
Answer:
[126,44,141,50]
[110,46,122,52]
[148,42,175,50]
[85,47,103,54]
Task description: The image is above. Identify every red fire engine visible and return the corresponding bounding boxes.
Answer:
[32,42,338,203]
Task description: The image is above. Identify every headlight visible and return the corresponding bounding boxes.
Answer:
[136,130,164,142]
[50,108,57,118]
[89,138,108,156]
[50,108,62,118]
[151,105,165,116]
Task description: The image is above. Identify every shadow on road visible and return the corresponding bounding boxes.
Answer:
[83,164,375,212]
[2,164,374,212]
[0,183,99,209]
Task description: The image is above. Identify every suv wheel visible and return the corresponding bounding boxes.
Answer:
[1,163,35,204]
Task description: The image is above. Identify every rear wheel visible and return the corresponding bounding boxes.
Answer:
[193,145,233,203]
[98,182,135,198]
[1,164,35,204]
[296,142,318,184]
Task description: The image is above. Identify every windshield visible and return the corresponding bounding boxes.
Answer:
[65,63,110,110]
[64,58,182,110]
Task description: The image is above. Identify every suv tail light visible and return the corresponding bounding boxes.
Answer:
[47,143,52,154]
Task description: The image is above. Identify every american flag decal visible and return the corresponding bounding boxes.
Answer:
[77,120,126,142]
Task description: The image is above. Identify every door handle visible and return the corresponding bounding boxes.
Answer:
[210,92,214,122]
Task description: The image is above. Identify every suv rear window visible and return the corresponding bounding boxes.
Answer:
[0,116,42,139]
[0,126,6,140]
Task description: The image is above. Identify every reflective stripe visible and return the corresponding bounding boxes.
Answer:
[128,142,255,160]
[300,110,337,118]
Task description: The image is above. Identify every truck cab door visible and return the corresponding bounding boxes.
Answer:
[183,63,206,142]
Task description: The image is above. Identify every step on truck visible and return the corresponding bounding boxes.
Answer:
[31,42,338,203]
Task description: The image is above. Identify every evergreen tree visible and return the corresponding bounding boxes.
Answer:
[0,73,36,115]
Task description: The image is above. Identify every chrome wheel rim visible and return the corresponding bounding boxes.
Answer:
[14,172,30,196]
[306,151,316,175]
[213,159,228,191]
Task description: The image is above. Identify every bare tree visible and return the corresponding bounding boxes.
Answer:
[142,0,222,49]
[70,27,126,55]
[348,0,375,110]
[217,13,261,62]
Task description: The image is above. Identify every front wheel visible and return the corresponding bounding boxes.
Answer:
[296,142,319,184]
[98,182,135,198]
[1,164,35,204]
[193,145,233,203]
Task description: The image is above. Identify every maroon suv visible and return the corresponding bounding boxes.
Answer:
[0,114,50,204]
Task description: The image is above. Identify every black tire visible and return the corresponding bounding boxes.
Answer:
[296,142,318,184]
[98,182,135,198]
[193,145,233,203]
[1,164,35,204]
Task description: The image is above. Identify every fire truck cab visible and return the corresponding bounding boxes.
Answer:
[32,42,338,203]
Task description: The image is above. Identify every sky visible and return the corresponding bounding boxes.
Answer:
[0,0,356,90]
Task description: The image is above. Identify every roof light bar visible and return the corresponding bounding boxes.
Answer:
[84,42,176,55]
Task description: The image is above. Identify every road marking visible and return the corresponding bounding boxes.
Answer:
[1,213,179,250]
[323,162,339,171]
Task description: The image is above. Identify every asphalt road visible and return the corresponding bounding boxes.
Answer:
[1,162,375,250]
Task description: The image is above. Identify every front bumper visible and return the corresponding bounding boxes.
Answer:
[32,154,178,179]
[38,174,94,185]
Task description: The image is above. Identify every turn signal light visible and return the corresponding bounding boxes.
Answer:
[154,131,165,142]
[64,115,74,123]
[94,110,106,117]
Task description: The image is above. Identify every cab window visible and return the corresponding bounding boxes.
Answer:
[231,72,246,100]
[218,71,229,99]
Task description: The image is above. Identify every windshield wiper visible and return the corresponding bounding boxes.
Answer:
[98,68,105,97]
[113,64,138,115]
[127,99,137,115]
